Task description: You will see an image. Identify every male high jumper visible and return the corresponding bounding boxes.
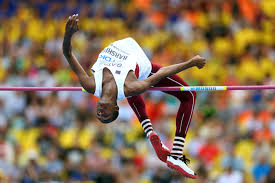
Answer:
[62,14,206,179]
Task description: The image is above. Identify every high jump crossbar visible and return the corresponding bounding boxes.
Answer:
[0,85,274,92]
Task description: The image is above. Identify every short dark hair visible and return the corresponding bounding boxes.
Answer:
[99,110,119,124]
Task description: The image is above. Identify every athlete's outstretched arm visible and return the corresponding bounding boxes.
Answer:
[127,55,206,96]
[62,14,95,94]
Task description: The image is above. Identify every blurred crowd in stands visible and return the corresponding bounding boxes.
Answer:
[0,0,274,182]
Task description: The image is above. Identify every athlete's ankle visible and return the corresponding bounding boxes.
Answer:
[170,136,185,157]
[141,119,153,137]
[147,130,153,137]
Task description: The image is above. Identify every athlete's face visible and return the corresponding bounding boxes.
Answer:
[96,100,119,123]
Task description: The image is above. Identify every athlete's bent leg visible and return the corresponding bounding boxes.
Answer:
[127,95,170,162]
[151,63,197,179]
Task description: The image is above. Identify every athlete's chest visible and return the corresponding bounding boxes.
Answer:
[100,68,137,98]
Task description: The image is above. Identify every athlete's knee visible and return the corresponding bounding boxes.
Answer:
[176,90,196,102]
[79,75,94,93]
[186,91,196,102]
[191,91,197,100]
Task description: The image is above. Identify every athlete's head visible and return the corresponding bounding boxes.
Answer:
[96,99,119,123]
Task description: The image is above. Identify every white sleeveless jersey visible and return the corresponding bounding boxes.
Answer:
[91,37,152,100]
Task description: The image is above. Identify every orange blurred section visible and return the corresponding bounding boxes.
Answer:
[238,0,260,24]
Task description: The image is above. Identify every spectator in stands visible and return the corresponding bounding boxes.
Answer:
[216,166,243,183]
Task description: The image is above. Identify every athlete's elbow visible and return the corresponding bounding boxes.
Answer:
[136,81,150,95]
[81,85,94,94]
[79,76,94,94]
[126,82,148,96]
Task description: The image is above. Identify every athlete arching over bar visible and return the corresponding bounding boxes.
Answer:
[62,14,206,178]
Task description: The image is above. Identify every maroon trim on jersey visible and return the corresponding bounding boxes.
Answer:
[135,64,139,78]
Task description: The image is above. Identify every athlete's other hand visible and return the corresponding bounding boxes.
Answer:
[65,14,79,36]
[191,55,206,69]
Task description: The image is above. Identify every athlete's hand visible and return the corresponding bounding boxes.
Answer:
[191,55,206,69]
[65,14,79,36]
